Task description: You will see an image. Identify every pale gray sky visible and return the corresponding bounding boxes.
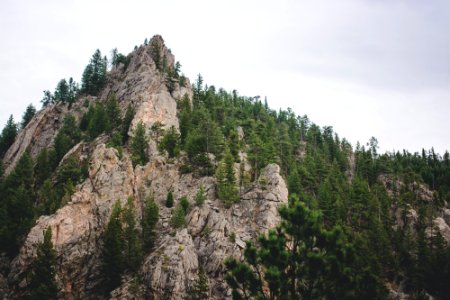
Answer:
[1,0,449,154]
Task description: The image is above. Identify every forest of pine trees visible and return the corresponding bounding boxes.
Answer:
[0,39,449,299]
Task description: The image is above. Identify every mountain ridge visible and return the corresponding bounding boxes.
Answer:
[0,35,449,299]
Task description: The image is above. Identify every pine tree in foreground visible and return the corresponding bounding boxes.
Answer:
[28,228,58,300]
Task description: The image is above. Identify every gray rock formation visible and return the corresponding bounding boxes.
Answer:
[8,144,135,298]
[2,35,287,300]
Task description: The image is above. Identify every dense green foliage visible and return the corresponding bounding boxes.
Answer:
[171,204,186,229]
[81,49,107,95]
[102,199,143,294]
[215,148,239,207]
[188,267,210,300]
[54,114,81,162]
[21,104,36,129]
[178,75,450,299]
[27,228,58,300]
[131,121,149,167]
[0,39,449,299]
[41,77,78,107]
[0,152,35,256]
[195,185,206,206]
[0,115,18,158]
[142,192,160,251]
[225,200,385,299]
[102,201,125,292]
[159,126,180,158]
[165,190,174,208]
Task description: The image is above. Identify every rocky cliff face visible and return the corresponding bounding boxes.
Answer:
[2,35,288,299]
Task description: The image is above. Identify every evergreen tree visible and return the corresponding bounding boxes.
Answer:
[131,121,149,166]
[21,104,36,129]
[37,179,58,215]
[177,94,192,146]
[225,200,385,299]
[0,152,35,256]
[179,195,189,214]
[54,79,70,103]
[165,190,174,208]
[28,228,58,300]
[142,192,159,251]
[195,185,206,206]
[171,204,186,229]
[41,90,54,107]
[150,121,164,142]
[159,126,180,158]
[105,93,122,133]
[215,149,239,207]
[87,102,108,139]
[54,114,81,163]
[81,49,107,95]
[67,77,78,106]
[122,197,142,272]
[0,115,18,158]
[102,201,124,293]
[189,267,209,300]
[35,148,51,187]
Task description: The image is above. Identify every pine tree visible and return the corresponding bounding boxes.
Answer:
[178,94,192,146]
[171,204,186,229]
[105,93,122,133]
[159,126,180,158]
[0,115,18,158]
[81,49,107,95]
[225,200,384,299]
[179,196,189,214]
[87,102,108,139]
[131,121,149,167]
[215,149,239,207]
[195,185,206,206]
[165,191,174,208]
[102,201,124,293]
[122,197,142,272]
[189,267,209,300]
[28,228,58,300]
[54,114,81,162]
[0,152,35,256]
[67,77,78,106]
[38,179,58,215]
[21,104,36,129]
[41,90,54,107]
[142,192,159,251]
[35,148,51,187]
[54,79,70,103]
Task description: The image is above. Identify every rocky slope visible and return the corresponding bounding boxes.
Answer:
[2,35,288,299]
[2,34,449,300]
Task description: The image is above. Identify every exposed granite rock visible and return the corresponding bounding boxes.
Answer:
[2,101,88,175]
[137,163,288,299]
[8,144,135,299]
[143,229,198,299]
[103,35,192,137]
[3,35,286,300]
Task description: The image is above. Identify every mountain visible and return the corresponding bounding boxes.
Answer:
[0,35,450,299]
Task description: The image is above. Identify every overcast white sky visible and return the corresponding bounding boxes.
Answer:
[1,0,449,154]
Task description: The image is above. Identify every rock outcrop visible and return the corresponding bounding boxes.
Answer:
[138,163,288,299]
[8,144,135,298]
[3,35,287,300]
[3,104,80,175]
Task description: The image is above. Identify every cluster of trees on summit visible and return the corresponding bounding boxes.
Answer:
[1,39,450,299]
